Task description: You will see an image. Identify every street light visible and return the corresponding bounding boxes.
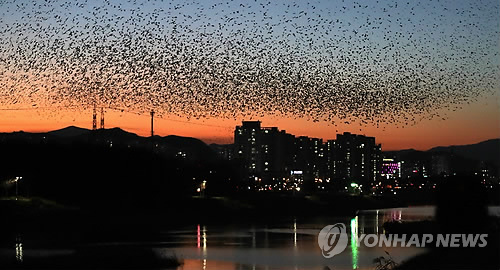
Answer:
[201,180,207,198]
[13,177,22,200]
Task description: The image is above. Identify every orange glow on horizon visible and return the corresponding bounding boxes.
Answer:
[1,95,499,151]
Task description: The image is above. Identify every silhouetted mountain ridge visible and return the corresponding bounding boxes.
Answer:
[48,126,90,137]
[428,139,499,164]
[0,126,240,205]
[0,126,216,162]
[385,139,500,165]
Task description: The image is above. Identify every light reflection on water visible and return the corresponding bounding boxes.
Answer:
[351,217,358,270]
[8,206,496,269]
[166,207,440,270]
[15,235,23,263]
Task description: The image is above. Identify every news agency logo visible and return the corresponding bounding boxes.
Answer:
[317,223,349,258]
[318,223,489,258]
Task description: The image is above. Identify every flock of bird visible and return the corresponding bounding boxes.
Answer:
[0,0,498,127]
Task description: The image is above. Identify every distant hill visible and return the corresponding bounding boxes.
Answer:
[428,139,500,165]
[383,148,419,156]
[0,126,216,162]
[384,139,500,166]
[48,126,90,137]
[0,126,238,205]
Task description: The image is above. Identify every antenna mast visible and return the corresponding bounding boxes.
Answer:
[100,107,105,129]
[92,105,97,130]
[150,110,155,137]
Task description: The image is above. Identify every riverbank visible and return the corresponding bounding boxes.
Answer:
[1,193,403,242]
[1,245,182,269]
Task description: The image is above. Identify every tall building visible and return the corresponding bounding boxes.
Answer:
[334,132,381,190]
[260,127,294,185]
[234,121,297,190]
[234,122,382,192]
[234,121,262,187]
[325,140,338,180]
[292,136,325,191]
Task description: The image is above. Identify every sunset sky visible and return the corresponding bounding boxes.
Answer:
[1,0,499,150]
[1,93,498,151]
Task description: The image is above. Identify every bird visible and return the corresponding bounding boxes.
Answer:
[0,0,497,130]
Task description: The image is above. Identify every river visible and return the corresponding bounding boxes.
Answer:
[160,206,435,270]
[5,206,499,269]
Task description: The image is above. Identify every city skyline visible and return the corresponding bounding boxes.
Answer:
[3,119,496,196]
[1,107,499,152]
[1,95,498,151]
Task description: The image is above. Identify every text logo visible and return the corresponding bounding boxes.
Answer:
[318,223,349,258]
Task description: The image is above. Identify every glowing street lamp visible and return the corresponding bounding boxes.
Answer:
[201,180,207,198]
[14,177,22,200]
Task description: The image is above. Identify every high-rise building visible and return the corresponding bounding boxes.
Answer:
[292,136,324,191]
[334,132,381,190]
[260,127,294,185]
[234,121,262,187]
[234,122,382,192]
[325,140,338,180]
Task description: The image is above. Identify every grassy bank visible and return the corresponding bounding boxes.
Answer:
[0,193,403,245]
[1,246,182,269]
